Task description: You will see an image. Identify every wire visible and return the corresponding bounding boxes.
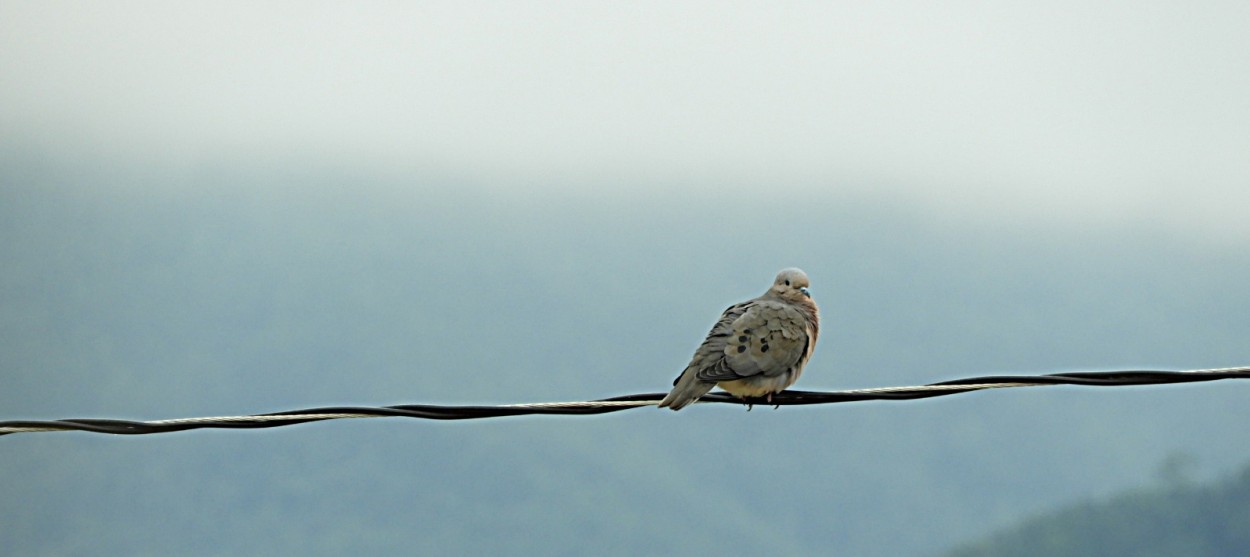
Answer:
[2,366,1247,436]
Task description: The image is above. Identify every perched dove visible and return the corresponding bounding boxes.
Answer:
[659,268,820,411]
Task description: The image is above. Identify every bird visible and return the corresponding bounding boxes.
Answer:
[658,268,820,411]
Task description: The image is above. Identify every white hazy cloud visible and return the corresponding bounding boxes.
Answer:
[3,1,1248,234]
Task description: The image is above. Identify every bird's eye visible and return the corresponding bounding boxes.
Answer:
[784,280,791,286]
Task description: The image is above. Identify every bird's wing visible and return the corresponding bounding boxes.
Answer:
[695,300,810,382]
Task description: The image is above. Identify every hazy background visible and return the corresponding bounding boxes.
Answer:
[2,2,1249,555]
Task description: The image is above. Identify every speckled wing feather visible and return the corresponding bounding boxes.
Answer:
[658,302,751,410]
[698,300,810,381]
[671,302,749,383]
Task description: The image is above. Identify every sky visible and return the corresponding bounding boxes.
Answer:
[3,1,1249,239]
[3,5,1250,554]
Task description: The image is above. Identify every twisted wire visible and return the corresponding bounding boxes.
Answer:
[2,366,1247,436]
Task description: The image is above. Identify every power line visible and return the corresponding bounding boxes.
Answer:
[2,366,1247,437]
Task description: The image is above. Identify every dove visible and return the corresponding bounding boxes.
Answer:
[658,268,820,411]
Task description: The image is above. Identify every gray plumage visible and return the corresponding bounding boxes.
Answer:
[659,268,820,411]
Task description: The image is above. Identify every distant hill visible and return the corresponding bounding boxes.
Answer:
[943,461,1250,557]
[5,162,1250,556]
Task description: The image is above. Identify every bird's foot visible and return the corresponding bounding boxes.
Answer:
[766,393,781,409]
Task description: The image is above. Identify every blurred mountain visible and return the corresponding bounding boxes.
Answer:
[942,457,1250,557]
[3,155,1250,555]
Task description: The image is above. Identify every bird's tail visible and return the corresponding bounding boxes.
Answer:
[657,373,715,411]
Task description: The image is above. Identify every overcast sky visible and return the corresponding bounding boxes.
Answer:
[3,1,1248,237]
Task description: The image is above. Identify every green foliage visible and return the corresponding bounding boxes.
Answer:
[945,463,1250,557]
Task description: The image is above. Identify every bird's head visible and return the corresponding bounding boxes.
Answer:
[769,267,812,302]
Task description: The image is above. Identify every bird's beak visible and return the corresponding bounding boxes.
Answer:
[800,287,811,298]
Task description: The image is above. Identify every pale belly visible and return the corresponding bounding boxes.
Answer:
[717,373,796,398]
